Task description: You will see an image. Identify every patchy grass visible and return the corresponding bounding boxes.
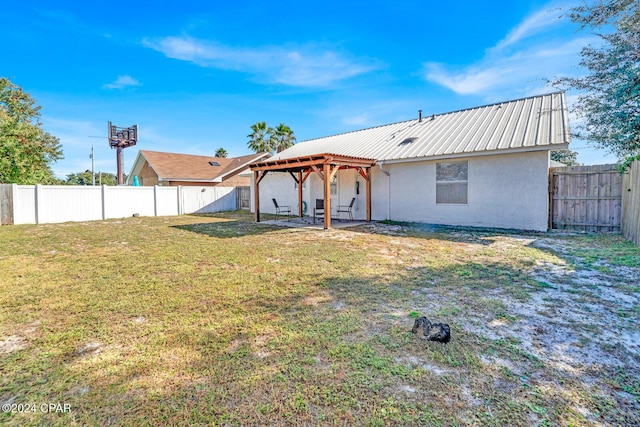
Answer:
[0,212,639,426]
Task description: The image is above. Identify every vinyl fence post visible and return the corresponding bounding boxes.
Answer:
[101,185,107,220]
[154,185,158,217]
[34,184,41,224]
[11,183,18,225]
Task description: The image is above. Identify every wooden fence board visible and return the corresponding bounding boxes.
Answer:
[0,184,13,225]
[236,186,250,210]
[622,160,640,245]
[550,164,622,232]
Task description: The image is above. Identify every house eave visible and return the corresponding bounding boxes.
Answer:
[377,144,569,165]
[158,178,219,183]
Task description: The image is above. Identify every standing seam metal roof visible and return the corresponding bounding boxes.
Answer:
[268,92,570,163]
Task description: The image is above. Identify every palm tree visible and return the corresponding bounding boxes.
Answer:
[247,121,275,154]
[215,147,228,158]
[273,123,297,153]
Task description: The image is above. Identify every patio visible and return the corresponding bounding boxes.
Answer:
[260,215,371,229]
[250,153,376,229]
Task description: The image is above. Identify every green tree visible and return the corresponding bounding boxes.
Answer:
[0,77,63,183]
[272,123,297,153]
[551,149,579,166]
[247,121,275,154]
[214,147,228,158]
[553,0,639,160]
[66,170,117,186]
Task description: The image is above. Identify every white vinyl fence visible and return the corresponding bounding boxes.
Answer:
[0,184,237,225]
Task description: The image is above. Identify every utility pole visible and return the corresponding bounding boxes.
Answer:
[90,145,95,186]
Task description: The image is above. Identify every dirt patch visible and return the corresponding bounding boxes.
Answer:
[0,335,26,355]
[0,321,40,355]
[76,342,103,358]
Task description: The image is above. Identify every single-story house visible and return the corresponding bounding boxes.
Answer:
[250,92,570,231]
[127,150,269,187]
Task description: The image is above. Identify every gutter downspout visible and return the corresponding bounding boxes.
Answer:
[377,161,391,220]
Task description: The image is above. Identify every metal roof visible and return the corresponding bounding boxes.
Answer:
[268,92,570,164]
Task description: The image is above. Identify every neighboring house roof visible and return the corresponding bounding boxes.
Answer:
[550,159,568,167]
[266,92,570,165]
[127,150,269,184]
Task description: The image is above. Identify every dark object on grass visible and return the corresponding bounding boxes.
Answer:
[411,316,451,343]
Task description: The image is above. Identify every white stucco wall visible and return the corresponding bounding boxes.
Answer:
[377,151,550,231]
[252,150,550,231]
[251,172,303,215]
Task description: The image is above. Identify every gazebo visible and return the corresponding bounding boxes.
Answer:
[249,153,377,229]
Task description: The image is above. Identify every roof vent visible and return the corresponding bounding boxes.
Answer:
[399,137,418,145]
[209,161,221,166]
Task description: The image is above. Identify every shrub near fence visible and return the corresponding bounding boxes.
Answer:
[0,184,236,225]
[622,160,640,245]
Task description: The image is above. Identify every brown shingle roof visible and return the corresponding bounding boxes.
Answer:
[140,150,268,182]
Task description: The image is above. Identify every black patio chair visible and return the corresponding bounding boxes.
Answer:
[313,199,324,224]
[272,198,291,221]
[337,197,356,221]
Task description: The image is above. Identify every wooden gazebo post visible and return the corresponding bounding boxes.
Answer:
[366,167,372,222]
[323,163,331,229]
[253,170,268,223]
[298,170,303,217]
[254,170,260,223]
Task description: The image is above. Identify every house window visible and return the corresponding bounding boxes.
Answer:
[436,161,468,204]
[330,175,337,195]
[294,181,307,190]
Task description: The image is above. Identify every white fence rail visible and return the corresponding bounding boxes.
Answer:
[0,184,236,225]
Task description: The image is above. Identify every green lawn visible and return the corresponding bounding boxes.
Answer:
[1,212,638,426]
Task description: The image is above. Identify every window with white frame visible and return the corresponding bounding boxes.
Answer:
[436,161,468,204]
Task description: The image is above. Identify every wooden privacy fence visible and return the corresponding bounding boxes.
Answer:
[549,164,622,232]
[0,184,13,225]
[622,160,640,245]
[236,186,250,210]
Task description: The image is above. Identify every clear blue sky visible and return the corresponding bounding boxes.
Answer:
[1,0,619,179]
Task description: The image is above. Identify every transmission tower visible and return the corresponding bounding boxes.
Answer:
[108,121,138,185]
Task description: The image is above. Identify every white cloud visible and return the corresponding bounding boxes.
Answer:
[493,5,566,51]
[424,63,515,95]
[424,37,592,96]
[103,75,142,90]
[422,2,592,98]
[142,35,379,88]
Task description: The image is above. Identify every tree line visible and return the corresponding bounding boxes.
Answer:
[0,77,62,184]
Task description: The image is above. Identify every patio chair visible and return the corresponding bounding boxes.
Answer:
[337,197,356,221]
[272,198,291,221]
[313,199,324,224]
